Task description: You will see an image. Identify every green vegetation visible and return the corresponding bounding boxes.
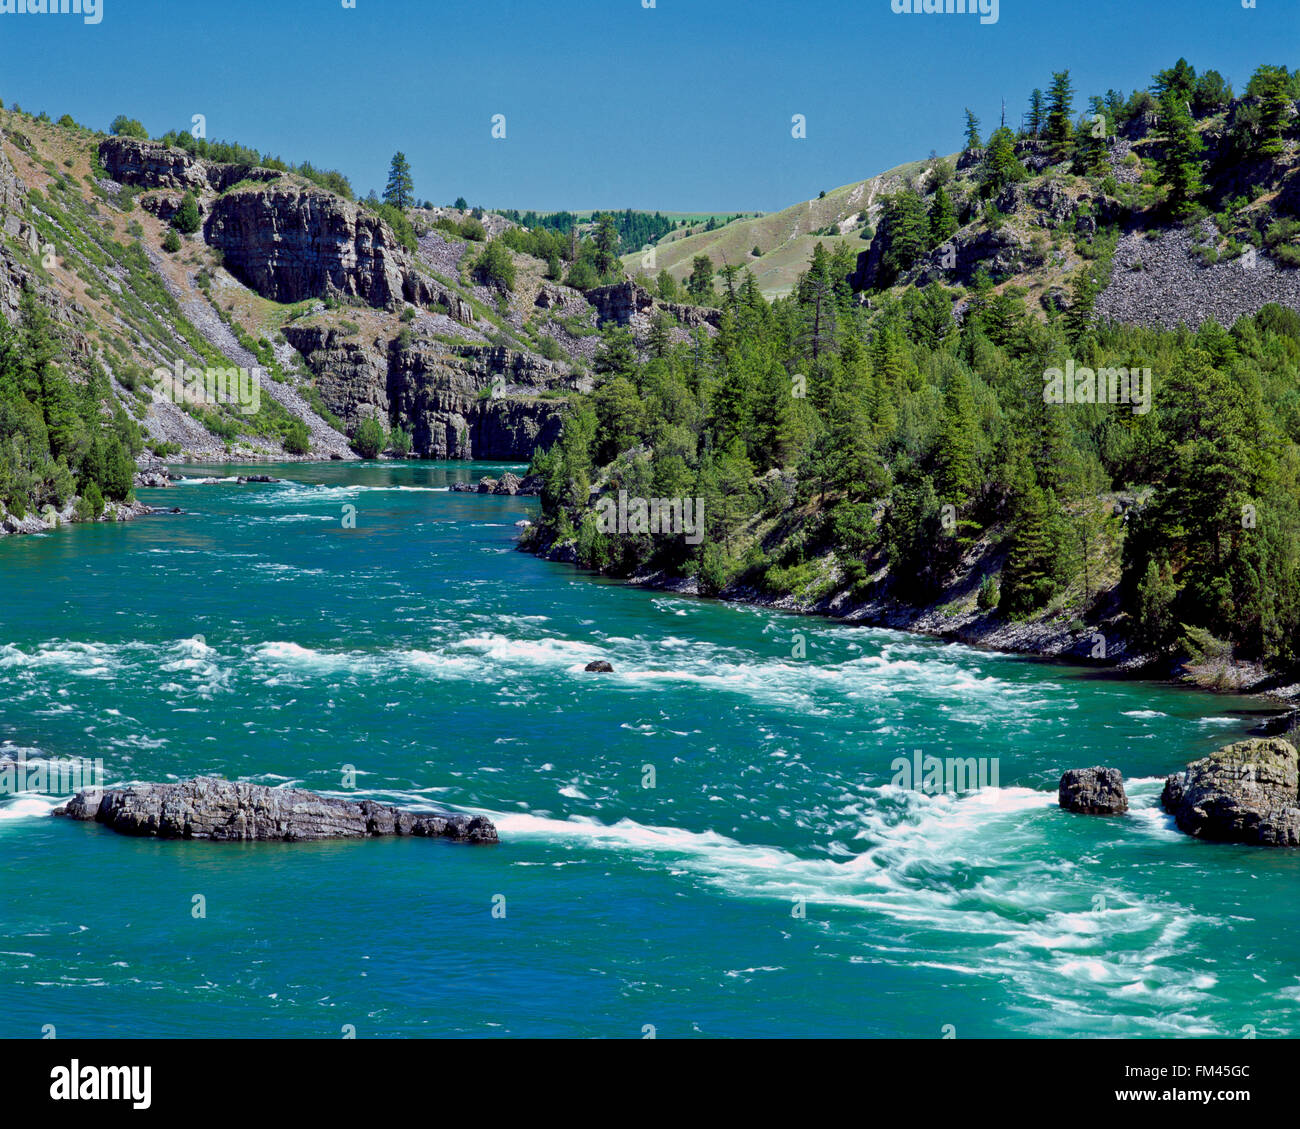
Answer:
[0,288,140,519]
[529,225,1300,672]
[351,416,386,459]
[283,419,311,456]
[383,151,415,210]
[471,240,516,291]
[173,191,202,234]
[108,115,148,140]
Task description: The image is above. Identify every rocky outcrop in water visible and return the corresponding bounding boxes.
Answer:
[450,474,542,495]
[1059,767,1129,815]
[55,776,498,844]
[1161,738,1300,846]
[1253,709,1300,741]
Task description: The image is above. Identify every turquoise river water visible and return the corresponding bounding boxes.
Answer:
[0,460,1296,1038]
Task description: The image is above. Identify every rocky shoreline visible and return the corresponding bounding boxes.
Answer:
[0,497,181,538]
[55,777,498,845]
[525,542,1300,708]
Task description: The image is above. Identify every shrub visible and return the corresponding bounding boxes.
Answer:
[76,482,104,522]
[536,335,564,361]
[388,426,412,458]
[565,258,599,290]
[162,229,182,253]
[459,216,486,241]
[173,191,202,234]
[977,574,1000,610]
[351,416,386,459]
[109,115,148,139]
[372,202,417,251]
[283,419,311,455]
[472,240,516,291]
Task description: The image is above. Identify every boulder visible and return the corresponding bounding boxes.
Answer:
[1251,709,1300,741]
[1059,767,1129,815]
[493,472,522,496]
[54,777,498,845]
[1161,738,1300,846]
[584,660,614,673]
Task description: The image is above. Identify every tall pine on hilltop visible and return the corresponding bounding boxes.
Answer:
[383,152,415,210]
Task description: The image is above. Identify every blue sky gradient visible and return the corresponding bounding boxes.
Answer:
[0,0,1294,212]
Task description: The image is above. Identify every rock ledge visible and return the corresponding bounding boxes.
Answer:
[54,777,498,844]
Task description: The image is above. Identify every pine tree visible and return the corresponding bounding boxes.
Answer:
[981,126,1027,195]
[1027,89,1046,138]
[933,365,978,508]
[1157,92,1205,215]
[383,152,415,210]
[1001,483,1067,616]
[1153,58,1197,106]
[878,189,930,286]
[1247,65,1293,158]
[963,109,982,151]
[929,184,958,245]
[1046,70,1075,154]
[686,255,716,304]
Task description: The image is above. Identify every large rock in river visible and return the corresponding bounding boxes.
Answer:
[1161,738,1300,846]
[1059,767,1129,814]
[54,777,498,844]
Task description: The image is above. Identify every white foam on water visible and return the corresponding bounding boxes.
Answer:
[0,794,61,821]
[485,781,1221,1033]
[251,641,477,681]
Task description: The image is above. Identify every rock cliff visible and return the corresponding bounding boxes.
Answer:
[283,325,578,460]
[205,186,421,308]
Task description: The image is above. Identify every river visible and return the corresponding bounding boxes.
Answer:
[0,461,1295,1038]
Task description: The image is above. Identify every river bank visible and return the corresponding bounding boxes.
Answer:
[527,538,1300,710]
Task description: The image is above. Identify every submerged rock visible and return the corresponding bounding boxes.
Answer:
[1059,767,1129,814]
[54,777,498,845]
[1161,738,1300,846]
[584,660,614,673]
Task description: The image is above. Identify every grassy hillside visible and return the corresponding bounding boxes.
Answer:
[622,159,933,297]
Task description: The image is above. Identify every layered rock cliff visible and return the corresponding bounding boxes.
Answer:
[205,186,428,309]
[283,323,580,459]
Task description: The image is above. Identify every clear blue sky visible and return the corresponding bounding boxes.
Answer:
[0,0,1294,213]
